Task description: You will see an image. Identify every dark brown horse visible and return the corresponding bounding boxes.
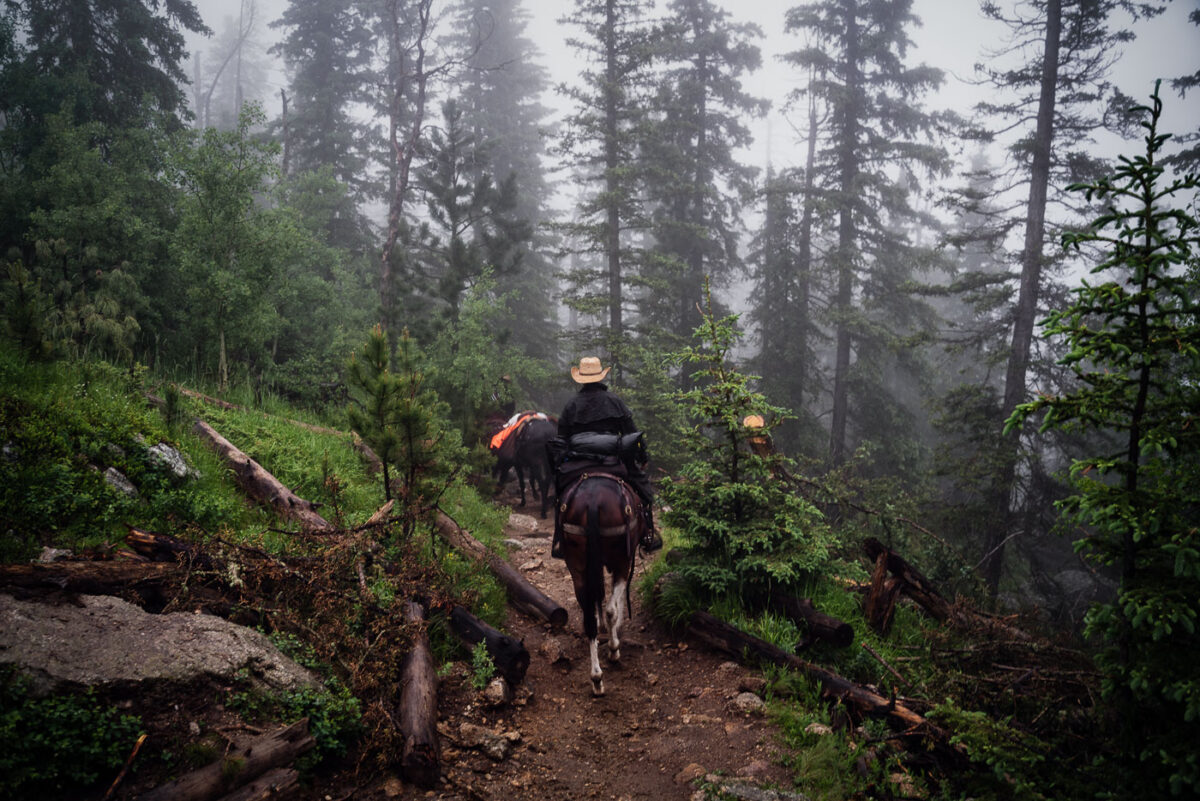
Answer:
[558,472,644,696]
[494,416,556,518]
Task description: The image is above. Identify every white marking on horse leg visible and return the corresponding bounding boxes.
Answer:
[607,578,627,662]
[589,638,604,696]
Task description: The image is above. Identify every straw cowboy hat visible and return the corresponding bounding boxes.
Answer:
[571,356,611,384]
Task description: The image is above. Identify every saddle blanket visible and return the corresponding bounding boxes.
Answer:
[489,411,549,452]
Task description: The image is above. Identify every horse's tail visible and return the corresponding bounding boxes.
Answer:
[583,498,604,641]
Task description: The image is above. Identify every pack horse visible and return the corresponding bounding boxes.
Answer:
[490,412,556,518]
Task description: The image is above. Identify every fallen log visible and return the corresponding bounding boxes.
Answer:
[757,590,854,648]
[214,768,298,801]
[352,431,384,475]
[399,600,440,788]
[447,604,530,686]
[0,561,179,598]
[137,719,314,801]
[864,538,953,623]
[685,609,933,732]
[434,511,567,629]
[862,538,1031,641]
[125,527,220,569]
[193,419,330,530]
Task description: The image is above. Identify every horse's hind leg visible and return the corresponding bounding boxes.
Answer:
[606,575,627,663]
[516,466,527,507]
[571,572,604,696]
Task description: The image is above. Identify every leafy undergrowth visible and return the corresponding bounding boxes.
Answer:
[0,347,511,798]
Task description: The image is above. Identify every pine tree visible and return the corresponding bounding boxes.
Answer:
[639,0,765,347]
[782,0,950,466]
[556,0,656,360]
[3,0,207,132]
[1007,86,1200,796]
[446,0,559,364]
[416,100,533,333]
[271,0,376,250]
[662,279,832,598]
[347,324,404,502]
[749,83,830,455]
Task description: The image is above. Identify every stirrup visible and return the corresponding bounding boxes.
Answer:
[640,529,662,553]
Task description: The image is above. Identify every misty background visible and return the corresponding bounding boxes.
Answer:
[3,0,1199,618]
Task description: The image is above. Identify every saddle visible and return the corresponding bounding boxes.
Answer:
[554,468,641,559]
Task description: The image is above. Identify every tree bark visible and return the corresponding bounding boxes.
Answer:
[447,604,530,686]
[434,511,567,628]
[137,719,314,801]
[829,0,862,467]
[193,419,330,530]
[865,550,904,634]
[399,600,440,788]
[0,561,179,598]
[864,537,953,622]
[983,0,1063,595]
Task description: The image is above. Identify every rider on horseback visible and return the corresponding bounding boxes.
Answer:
[550,356,663,558]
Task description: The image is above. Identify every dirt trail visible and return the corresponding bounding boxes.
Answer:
[417,494,797,801]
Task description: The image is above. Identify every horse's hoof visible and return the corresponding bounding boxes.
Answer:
[608,649,621,663]
[591,679,605,696]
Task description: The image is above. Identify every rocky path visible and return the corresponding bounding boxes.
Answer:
[415,501,799,801]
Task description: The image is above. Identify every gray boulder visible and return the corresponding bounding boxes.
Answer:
[0,593,321,695]
[147,442,198,480]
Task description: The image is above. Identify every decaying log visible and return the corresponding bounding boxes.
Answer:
[866,549,904,634]
[758,590,854,648]
[399,600,440,788]
[214,768,297,801]
[862,538,1031,641]
[193,419,330,530]
[0,561,179,599]
[864,538,952,622]
[447,604,530,686]
[685,609,933,733]
[125,527,220,569]
[366,499,395,526]
[137,719,314,801]
[352,431,384,475]
[180,387,240,411]
[434,511,567,628]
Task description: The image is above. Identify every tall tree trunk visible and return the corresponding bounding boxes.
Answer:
[218,328,229,393]
[795,86,820,400]
[604,0,622,343]
[379,0,433,330]
[280,88,290,177]
[982,0,1061,595]
[829,0,860,467]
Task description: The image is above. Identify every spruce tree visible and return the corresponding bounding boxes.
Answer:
[1007,86,1200,796]
[556,0,656,361]
[347,324,404,503]
[639,0,765,348]
[782,0,950,467]
[447,0,559,364]
[271,0,376,250]
[662,279,831,598]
